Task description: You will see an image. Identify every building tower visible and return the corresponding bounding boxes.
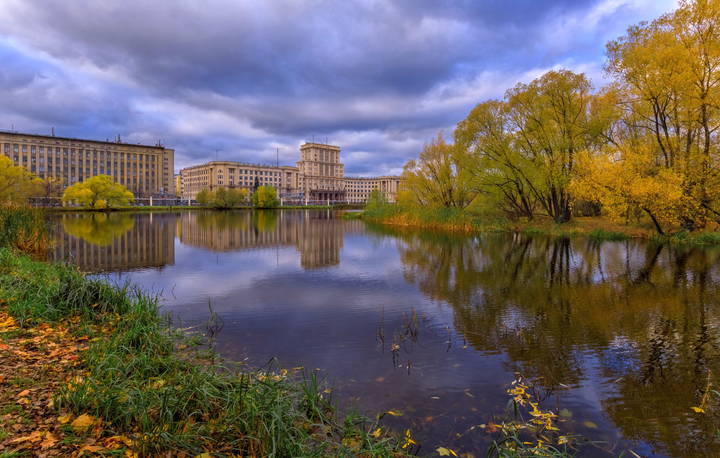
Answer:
[296,143,345,202]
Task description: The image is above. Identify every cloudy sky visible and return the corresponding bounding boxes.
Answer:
[0,0,677,176]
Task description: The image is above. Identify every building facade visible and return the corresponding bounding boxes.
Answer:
[181,161,299,199]
[1,131,174,197]
[180,142,400,203]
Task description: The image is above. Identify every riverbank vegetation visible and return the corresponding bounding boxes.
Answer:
[370,0,720,244]
[0,208,409,456]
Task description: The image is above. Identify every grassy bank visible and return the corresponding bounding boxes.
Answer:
[0,212,408,456]
[361,205,720,245]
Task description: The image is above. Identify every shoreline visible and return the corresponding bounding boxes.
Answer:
[361,211,720,246]
[0,247,408,456]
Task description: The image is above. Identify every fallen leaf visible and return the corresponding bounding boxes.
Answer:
[40,432,59,449]
[582,421,598,429]
[58,414,73,424]
[17,389,31,397]
[691,406,705,413]
[386,410,403,416]
[10,430,44,443]
[437,447,459,456]
[79,445,105,453]
[71,414,96,432]
[342,437,361,450]
[104,435,133,448]
[370,428,382,438]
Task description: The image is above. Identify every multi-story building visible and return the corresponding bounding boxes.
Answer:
[180,142,400,203]
[296,143,345,201]
[344,176,401,203]
[181,161,299,199]
[1,131,174,197]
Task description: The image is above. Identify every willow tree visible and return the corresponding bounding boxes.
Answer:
[601,0,720,230]
[401,133,476,209]
[455,100,537,219]
[505,70,611,223]
[455,70,612,222]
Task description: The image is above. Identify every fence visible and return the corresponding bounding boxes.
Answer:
[28,196,364,209]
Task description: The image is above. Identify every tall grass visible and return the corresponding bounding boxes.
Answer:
[0,249,406,456]
[0,206,49,253]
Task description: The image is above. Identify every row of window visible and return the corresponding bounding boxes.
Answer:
[3,143,159,162]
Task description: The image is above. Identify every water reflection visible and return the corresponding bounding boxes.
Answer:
[371,225,720,457]
[52,212,175,272]
[48,211,720,457]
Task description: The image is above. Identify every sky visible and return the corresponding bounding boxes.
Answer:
[0,0,678,176]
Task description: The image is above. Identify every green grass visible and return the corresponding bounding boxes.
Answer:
[650,230,720,246]
[0,248,407,456]
[0,207,49,252]
[586,228,630,241]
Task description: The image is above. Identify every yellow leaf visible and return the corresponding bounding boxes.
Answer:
[195,453,213,458]
[105,435,133,448]
[40,432,59,449]
[691,406,705,413]
[10,430,44,443]
[582,421,598,429]
[386,410,403,416]
[58,414,72,424]
[71,413,96,432]
[342,437,361,450]
[370,427,382,438]
[436,446,459,456]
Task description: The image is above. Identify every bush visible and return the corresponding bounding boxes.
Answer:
[195,188,249,208]
[252,186,279,208]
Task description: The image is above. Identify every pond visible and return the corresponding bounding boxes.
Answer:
[49,210,720,457]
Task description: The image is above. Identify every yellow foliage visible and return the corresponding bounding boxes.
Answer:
[62,175,134,209]
[0,155,43,205]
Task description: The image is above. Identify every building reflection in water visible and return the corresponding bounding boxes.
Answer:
[51,212,176,272]
[179,209,362,269]
[53,210,363,272]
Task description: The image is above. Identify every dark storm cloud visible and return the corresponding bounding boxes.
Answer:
[0,0,676,174]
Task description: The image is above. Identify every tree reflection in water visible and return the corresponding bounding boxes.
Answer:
[367,225,720,457]
[61,213,135,246]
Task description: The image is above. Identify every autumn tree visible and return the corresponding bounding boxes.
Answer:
[62,175,134,209]
[196,189,211,205]
[252,186,279,208]
[455,100,537,219]
[212,187,249,209]
[401,133,477,209]
[455,71,613,222]
[595,0,720,231]
[0,156,43,206]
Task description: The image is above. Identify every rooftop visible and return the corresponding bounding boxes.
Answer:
[0,130,172,150]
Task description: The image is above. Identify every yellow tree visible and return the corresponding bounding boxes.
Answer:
[401,133,476,209]
[0,156,43,205]
[604,0,720,230]
[455,100,537,219]
[62,175,134,209]
[505,70,611,223]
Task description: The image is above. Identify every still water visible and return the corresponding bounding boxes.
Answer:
[50,210,720,457]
